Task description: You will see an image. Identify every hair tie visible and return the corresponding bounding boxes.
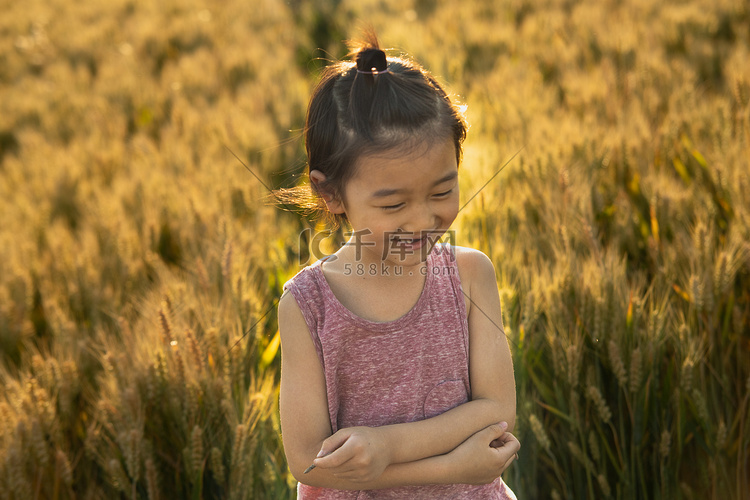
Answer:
[356,48,389,75]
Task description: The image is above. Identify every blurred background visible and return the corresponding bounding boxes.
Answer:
[1,0,748,498]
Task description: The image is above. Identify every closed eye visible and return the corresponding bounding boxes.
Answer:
[380,203,404,211]
[433,189,454,198]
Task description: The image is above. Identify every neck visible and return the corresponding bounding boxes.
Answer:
[323,242,428,282]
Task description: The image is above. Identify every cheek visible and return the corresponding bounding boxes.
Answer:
[351,219,392,243]
[441,197,460,223]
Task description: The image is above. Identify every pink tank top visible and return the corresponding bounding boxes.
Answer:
[284,244,516,499]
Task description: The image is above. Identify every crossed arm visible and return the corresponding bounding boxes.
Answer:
[278,248,519,490]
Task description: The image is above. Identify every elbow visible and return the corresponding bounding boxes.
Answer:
[289,466,316,487]
[286,456,313,485]
[288,464,305,485]
[288,458,334,489]
[283,447,313,484]
[280,428,330,485]
[286,447,331,487]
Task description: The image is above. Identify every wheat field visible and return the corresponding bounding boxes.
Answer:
[1,0,748,498]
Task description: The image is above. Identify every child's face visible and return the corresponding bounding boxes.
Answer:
[336,138,460,268]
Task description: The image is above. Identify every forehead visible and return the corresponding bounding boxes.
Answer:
[349,138,458,189]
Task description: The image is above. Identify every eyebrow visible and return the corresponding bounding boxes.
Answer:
[371,171,458,198]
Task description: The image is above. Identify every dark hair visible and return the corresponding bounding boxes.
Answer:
[276,32,467,228]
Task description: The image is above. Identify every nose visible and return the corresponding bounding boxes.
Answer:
[401,202,439,235]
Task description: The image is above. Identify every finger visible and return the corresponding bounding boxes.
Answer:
[480,422,508,443]
[490,432,514,448]
[503,433,521,453]
[314,450,353,469]
[501,451,520,470]
[506,433,521,452]
[314,437,357,469]
[317,429,351,458]
[492,434,520,462]
[334,463,381,483]
[313,429,353,469]
[492,431,519,448]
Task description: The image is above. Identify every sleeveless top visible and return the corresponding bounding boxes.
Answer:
[283,244,516,499]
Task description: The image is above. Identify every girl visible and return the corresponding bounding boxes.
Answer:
[277,33,519,499]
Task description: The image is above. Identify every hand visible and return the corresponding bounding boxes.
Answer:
[312,426,391,482]
[447,423,520,485]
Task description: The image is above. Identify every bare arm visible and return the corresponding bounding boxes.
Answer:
[301,423,518,490]
[462,247,516,432]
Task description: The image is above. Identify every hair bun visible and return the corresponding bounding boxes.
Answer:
[356,48,388,74]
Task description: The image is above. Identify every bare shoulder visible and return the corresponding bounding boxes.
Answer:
[278,290,307,342]
[278,289,296,319]
[450,246,497,317]
[278,289,296,313]
[452,246,496,288]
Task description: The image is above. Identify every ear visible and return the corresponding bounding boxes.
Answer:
[309,170,346,214]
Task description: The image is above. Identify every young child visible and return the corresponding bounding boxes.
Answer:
[277,33,519,499]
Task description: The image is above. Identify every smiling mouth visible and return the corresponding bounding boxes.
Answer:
[392,234,431,249]
[398,236,424,244]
